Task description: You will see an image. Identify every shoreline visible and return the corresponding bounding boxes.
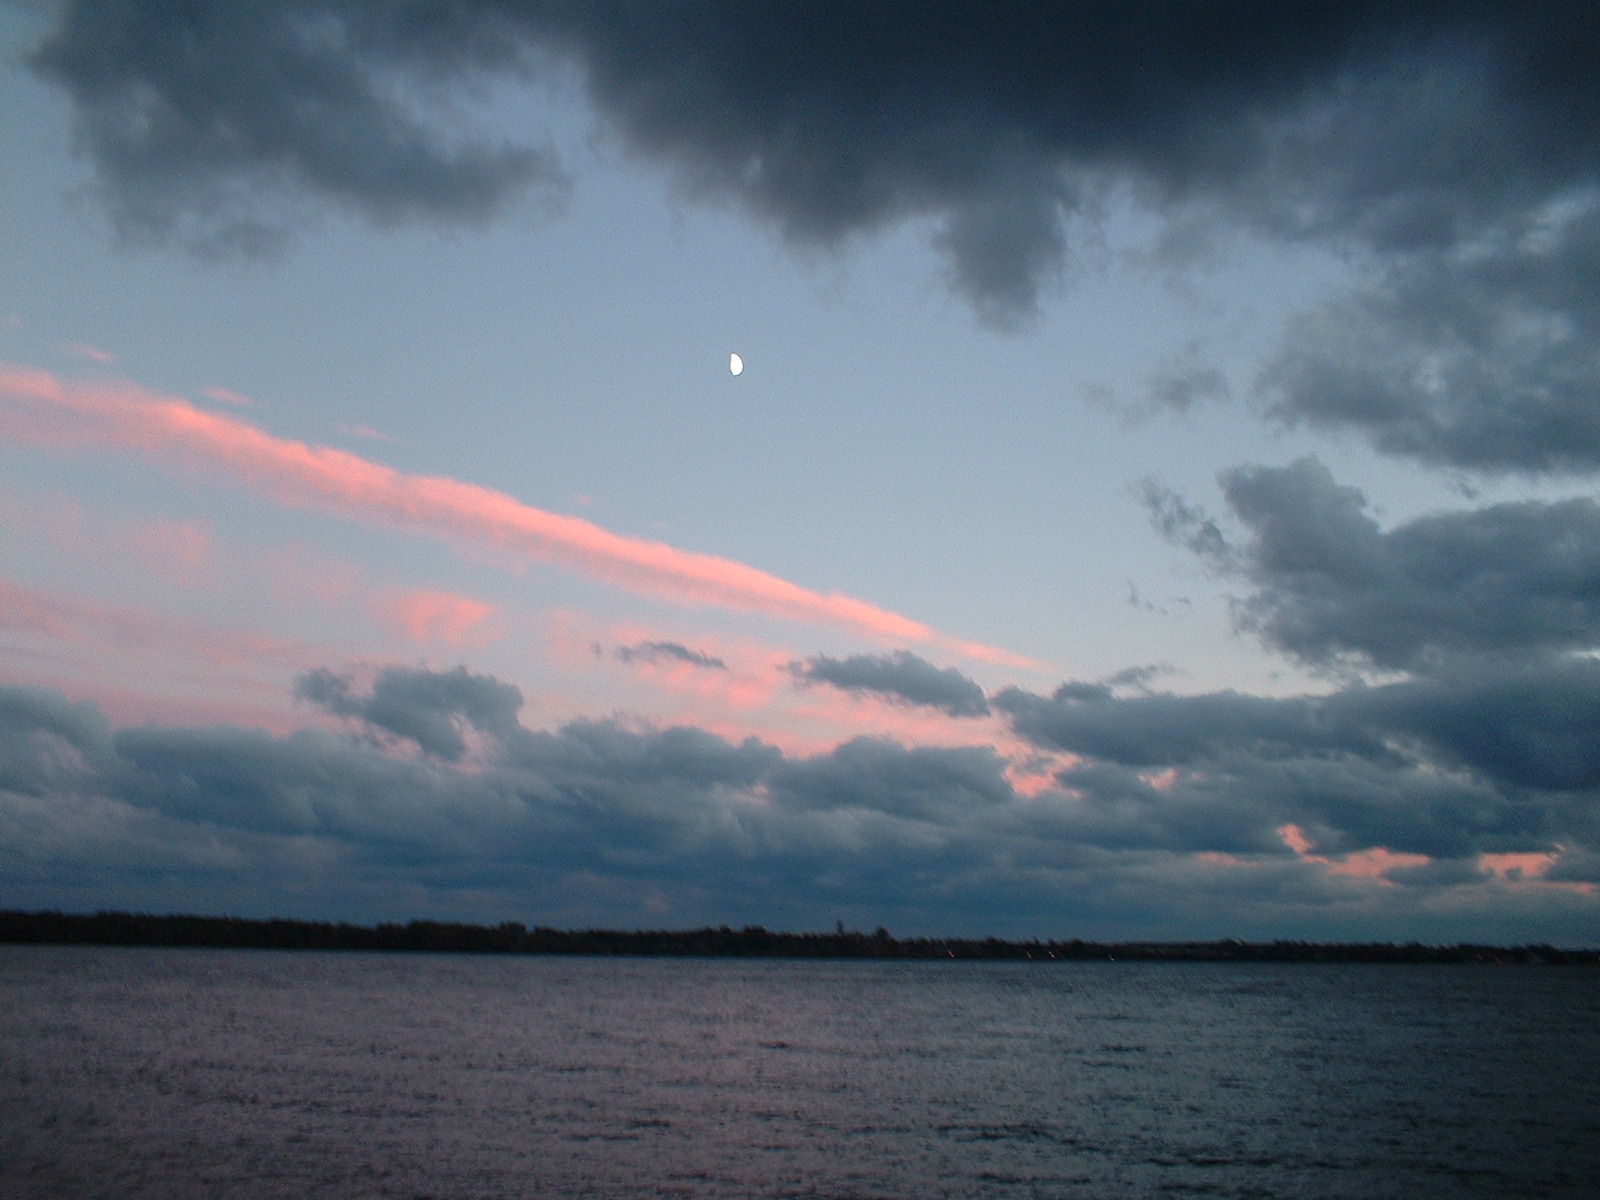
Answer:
[3,909,1594,964]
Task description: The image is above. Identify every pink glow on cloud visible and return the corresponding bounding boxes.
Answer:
[1480,850,1559,881]
[0,362,1022,661]
[1278,824,1314,855]
[340,422,394,442]
[0,576,326,733]
[375,588,497,648]
[1479,849,1596,896]
[1323,846,1431,880]
[129,517,215,591]
[263,544,364,609]
[202,386,253,407]
[63,342,116,364]
[1277,823,1429,883]
[538,611,1054,766]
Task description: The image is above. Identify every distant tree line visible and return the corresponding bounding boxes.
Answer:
[1,910,1594,963]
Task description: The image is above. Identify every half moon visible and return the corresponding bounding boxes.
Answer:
[729,353,744,376]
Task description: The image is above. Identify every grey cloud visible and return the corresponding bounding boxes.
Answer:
[1141,479,1235,566]
[29,0,565,255]
[29,3,1600,334]
[791,650,990,718]
[771,738,1011,822]
[0,685,113,795]
[296,664,523,761]
[1000,655,1600,859]
[1261,196,1600,471]
[113,724,494,844]
[1334,658,1600,796]
[994,682,1382,769]
[4,668,1597,941]
[615,641,727,670]
[1207,457,1600,669]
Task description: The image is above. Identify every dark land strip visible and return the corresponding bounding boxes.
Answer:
[2,910,1594,963]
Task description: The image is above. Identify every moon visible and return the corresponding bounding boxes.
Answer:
[729,352,744,376]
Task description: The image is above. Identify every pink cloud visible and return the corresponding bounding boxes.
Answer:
[62,342,116,364]
[1277,823,1429,883]
[0,361,1023,662]
[263,543,364,609]
[202,385,254,407]
[375,588,498,648]
[339,422,394,442]
[1479,850,1561,881]
[1480,849,1596,896]
[0,576,326,733]
[129,517,215,591]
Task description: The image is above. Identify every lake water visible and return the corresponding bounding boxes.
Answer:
[1,946,1596,1198]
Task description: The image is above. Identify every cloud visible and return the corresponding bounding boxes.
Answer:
[616,641,728,671]
[792,651,989,718]
[62,342,115,363]
[994,682,1380,770]
[3,667,1595,939]
[295,664,523,762]
[373,588,497,648]
[770,737,1011,823]
[0,361,1022,658]
[29,0,566,256]
[1149,456,1600,669]
[1260,194,1600,472]
[201,386,253,407]
[997,653,1600,863]
[29,3,1600,335]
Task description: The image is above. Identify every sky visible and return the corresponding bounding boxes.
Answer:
[2,0,1598,944]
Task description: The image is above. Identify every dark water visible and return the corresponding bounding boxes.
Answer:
[1,946,1596,1198]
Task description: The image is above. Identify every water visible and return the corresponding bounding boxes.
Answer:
[1,946,1596,1198]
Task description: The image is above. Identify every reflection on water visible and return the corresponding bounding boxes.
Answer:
[2,946,1596,1198]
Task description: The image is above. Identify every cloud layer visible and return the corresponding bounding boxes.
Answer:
[3,663,1594,941]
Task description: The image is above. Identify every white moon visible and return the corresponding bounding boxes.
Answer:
[729,352,744,376]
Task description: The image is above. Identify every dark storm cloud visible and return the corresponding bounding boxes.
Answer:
[792,651,989,718]
[1149,457,1600,669]
[615,641,727,670]
[29,3,1600,338]
[296,664,524,760]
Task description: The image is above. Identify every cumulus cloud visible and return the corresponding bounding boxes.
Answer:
[616,641,728,671]
[1149,456,1600,670]
[792,651,990,718]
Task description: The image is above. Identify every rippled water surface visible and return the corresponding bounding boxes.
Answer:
[2,946,1596,1198]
